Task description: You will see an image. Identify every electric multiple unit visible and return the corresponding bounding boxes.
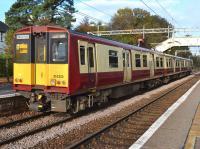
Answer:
[13,26,192,113]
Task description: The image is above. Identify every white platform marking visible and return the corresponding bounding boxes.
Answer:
[129,80,200,149]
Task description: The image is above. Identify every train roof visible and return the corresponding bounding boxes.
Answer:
[69,30,191,61]
[69,29,151,52]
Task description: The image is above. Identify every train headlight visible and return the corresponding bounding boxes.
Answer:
[19,79,23,83]
[50,79,56,86]
[15,78,19,83]
[62,81,66,85]
[57,80,61,85]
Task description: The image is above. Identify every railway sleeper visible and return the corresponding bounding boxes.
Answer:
[89,140,130,149]
[98,134,134,146]
[106,130,140,141]
[114,127,143,135]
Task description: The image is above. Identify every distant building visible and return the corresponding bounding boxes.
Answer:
[0,21,9,54]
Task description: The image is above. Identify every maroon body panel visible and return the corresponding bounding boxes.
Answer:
[13,84,69,93]
[13,85,32,91]
[96,71,123,86]
[132,70,150,80]
[164,68,174,75]
[155,69,164,76]
[181,67,188,71]
[176,68,181,72]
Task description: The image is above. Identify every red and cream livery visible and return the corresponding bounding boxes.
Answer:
[13,26,192,112]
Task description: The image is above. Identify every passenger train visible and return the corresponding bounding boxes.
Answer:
[13,26,192,112]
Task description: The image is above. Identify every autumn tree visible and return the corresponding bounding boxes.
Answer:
[75,17,108,33]
[110,8,171,48]
[75,17,94,33]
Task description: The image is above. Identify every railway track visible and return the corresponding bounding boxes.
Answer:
[0,112,52,129]
[0,112,74,146]
[67,75,199,149]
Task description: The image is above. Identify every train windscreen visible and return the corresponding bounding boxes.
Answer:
[15,34,31,63]
[50,33,68,63]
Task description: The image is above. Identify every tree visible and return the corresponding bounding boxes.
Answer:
[4,29,15,57]
[191,55,200,71]
[75,17,109,33]
[75,17,94,33]
[5,0,75,30]
[109,8,171,48]
[111,8,137,30]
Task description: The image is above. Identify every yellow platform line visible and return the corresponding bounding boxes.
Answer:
[185,103,200,149]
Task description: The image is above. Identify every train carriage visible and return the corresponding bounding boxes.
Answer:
[13,26,192,113]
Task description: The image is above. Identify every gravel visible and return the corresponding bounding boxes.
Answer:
[0,113,67,142]
[0,111,39,126]
[1,75,194,149]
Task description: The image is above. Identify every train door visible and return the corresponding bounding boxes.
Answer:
[35,34,48,86]
[123,50,132,82]
[87,43,96,88]
[149,54,154,77]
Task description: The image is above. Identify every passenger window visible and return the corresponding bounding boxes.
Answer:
[109,50,118,68]
[88,47,94,67]
[160,58,163,67]
[156,57,159,67]
[80,46,85,65]
[135,54,141,67]
[127,53,130,67]
[143,55,147,67]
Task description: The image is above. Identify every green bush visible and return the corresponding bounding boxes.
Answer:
[0,58,13,77]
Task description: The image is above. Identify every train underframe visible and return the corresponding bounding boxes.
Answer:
[19,71,191,113]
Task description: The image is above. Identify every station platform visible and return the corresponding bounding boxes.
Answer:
[0,83,14,95]
[130,79,200,149]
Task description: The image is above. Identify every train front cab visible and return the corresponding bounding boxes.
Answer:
[13,26,69,111]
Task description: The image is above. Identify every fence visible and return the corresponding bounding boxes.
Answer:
[0,58,13,79]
